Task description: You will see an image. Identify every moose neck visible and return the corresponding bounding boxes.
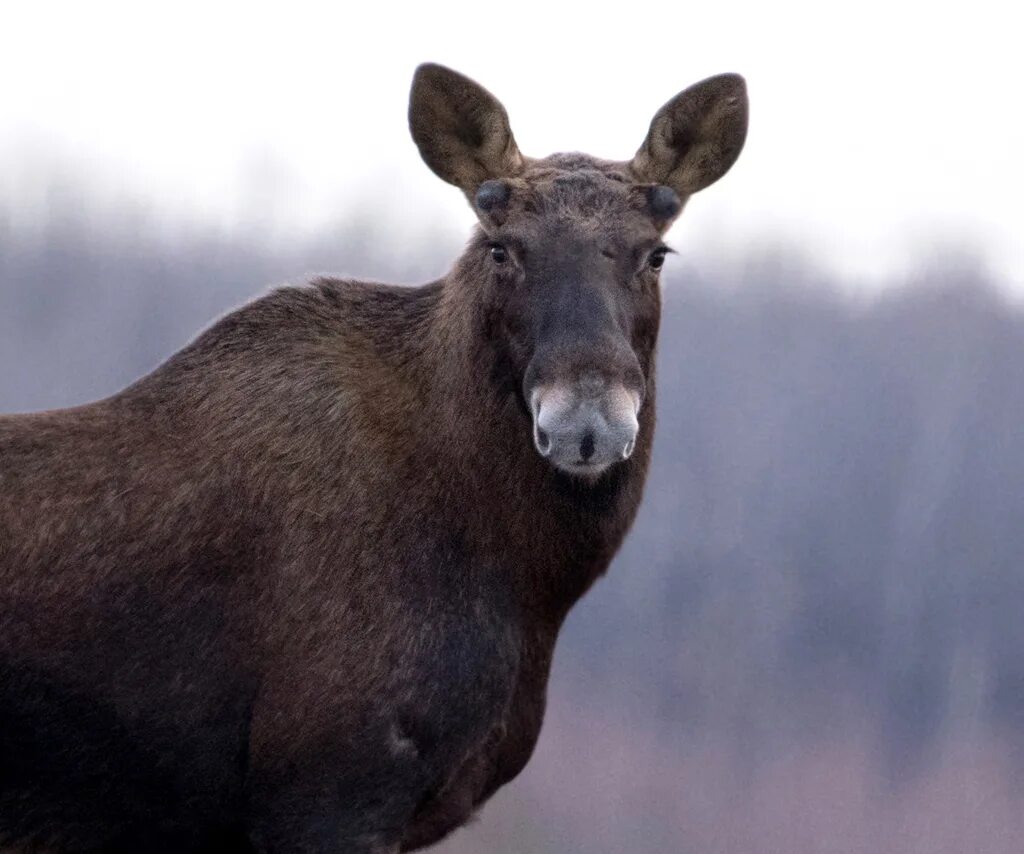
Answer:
[415,252,658,620]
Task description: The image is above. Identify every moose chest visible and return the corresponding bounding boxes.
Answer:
[246,516,557,851]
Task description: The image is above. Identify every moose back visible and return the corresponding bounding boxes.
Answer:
[0,64,747,852]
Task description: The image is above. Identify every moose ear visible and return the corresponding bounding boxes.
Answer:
[630,73,748,197]
[409,63,524,195]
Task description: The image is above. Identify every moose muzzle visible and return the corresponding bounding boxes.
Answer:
[530,376,641,477]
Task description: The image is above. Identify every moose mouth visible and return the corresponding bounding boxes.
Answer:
[530,383,640,477]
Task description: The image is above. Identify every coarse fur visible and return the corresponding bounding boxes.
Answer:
[0,64,747,852]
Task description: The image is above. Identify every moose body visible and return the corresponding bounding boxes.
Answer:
[0,65,747,852]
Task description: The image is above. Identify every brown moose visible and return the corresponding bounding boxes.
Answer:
[0,64,748,852]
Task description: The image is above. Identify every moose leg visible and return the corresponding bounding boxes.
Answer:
[245,678,443,854]
[245,612,517,852]
[246,738,433,854]
[247,767,418,853]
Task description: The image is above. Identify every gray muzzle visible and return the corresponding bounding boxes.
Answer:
[530,380,640,477]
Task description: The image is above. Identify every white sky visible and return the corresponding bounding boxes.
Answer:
[1,0,1021,291]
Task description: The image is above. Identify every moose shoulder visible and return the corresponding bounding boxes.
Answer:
[0,64,747,852]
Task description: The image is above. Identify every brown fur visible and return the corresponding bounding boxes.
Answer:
[0,64,747,852]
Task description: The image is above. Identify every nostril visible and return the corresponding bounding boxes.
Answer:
[535,428,552,456]
[579,432,596,462]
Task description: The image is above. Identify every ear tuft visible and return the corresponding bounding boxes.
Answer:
[631,73,749,198]
[409,63,524,196]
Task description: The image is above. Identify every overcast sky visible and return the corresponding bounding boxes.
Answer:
[1,0,1021,291]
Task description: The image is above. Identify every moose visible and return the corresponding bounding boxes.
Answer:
[0,64,747,851]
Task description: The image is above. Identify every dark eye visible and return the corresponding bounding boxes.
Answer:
[649,248,669,270]
[490,244,508,264]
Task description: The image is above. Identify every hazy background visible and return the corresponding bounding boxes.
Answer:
[3,2,1023,851]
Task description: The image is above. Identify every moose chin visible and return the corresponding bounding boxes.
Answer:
[0,63,747,852]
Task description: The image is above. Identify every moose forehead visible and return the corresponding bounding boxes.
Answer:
[478,155,671,247]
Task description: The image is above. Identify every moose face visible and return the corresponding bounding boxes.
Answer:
[466,164,666,477]
[409,64,748,477]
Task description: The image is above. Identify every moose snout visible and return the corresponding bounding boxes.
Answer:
[531,380,640,477]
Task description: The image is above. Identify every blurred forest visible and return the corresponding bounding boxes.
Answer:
[2,194,1023,853]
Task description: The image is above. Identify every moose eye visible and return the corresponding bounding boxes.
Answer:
[648,247,670,270]
[489,244,508,264]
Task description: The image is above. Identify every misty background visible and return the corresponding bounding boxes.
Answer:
[3,1,1024,851]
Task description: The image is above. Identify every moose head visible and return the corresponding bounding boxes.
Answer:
[409,63,747,477]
